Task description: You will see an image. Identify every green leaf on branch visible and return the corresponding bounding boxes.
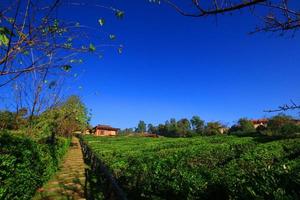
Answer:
[115,10,125,19]
[0,34,9,46]
[22,50,29,55]
[8,18,15,23]
[118,47,123,54]
[89,43,96,52]
[0,27,13,46]
[109,34,116,40]
[98,19,105,26]
[62,65,72,72]
[64,43,72,48]
[0,27,12,35]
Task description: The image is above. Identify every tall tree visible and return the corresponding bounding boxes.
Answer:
[167,118,178,134]
[204,121,224,135]
[190,115,205,134]
[136,120,147,133]
[238,118,256,132]
[147,123,157,134]
[33,95,89,141]
[177,118,191,136]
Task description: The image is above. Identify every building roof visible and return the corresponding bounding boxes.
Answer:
[251,119,268,124]
[93,125,119,131]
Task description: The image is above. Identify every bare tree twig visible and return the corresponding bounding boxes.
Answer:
[264,100,300,112]
[163,0,300,34]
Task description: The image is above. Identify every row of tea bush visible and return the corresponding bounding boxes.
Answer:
[83,135,300,199]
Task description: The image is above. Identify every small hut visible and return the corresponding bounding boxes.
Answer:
[92,125,119,136]
[251,119,269,128]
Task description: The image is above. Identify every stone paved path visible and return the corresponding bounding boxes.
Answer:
[33,137,87,200]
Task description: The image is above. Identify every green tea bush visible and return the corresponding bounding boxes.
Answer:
[82,135,300,199]
[223,139,300,199]
[0,131,70,200]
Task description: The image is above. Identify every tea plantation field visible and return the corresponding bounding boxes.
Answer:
[82,135,300,199]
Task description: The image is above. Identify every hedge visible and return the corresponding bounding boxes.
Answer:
[82,135,300,199]
[0,131,70,200]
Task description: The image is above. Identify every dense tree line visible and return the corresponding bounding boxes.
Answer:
[0,95,89,141]
[148,117,226,137]
[119,116,225,137]
[120,114,300,137]
[0,108,27,130]
[229,114,300,136]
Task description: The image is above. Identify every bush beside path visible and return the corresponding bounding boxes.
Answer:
[33,137,87,200]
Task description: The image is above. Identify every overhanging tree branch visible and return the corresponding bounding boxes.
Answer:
[161,0,300,34]
[264,100,300,112]
[164,0,266,17]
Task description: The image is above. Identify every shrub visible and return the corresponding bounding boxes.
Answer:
[223,139,300,199]
[19,95,89,139]
[204,122,224,135]
[280,123,300,135]
[267,114,297,136]
[256,125,267,133]
[229,118,256,135]
[0,111,17,130]
[0,131,70,200]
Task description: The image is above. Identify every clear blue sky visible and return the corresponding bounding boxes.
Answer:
[67,1,300,129]
[2,1,300,129]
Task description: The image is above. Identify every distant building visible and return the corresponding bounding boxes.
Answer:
[251,119,269,128]
[92,125,119,136]
[251,118,300,129]
[219,127,229,134]
[84,128,92,135]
